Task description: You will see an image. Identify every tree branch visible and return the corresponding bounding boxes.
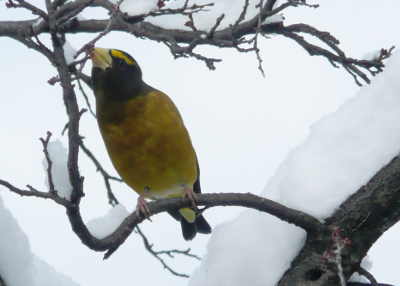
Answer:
[46,3,85,205]
[40,131,56,194]
[79,139,122,206]
[1,1,399,283]
[5,0,48,20]
[278,155,400,286]
[135,226,200,278]
[0,179,72,207]
[0,0,391,84]
[1,180,324,259]
[102,193,323,258]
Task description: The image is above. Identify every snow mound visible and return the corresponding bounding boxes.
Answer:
[87,204,130,239]
[0,195,80,286]
[190,52,400,286]
[42,139,72,200]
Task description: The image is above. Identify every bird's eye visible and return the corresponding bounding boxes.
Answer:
[115,58,125,66]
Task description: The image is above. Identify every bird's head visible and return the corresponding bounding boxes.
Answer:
[90,47,143,100]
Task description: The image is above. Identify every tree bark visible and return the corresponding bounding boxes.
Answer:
[278,156,400,286]
[0,1,398,284]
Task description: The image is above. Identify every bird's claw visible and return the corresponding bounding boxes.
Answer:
[183,187,198,209]
[136,196,152,221]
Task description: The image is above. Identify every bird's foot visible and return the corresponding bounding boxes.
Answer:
[136,196,152,220]
[183,187,198,209]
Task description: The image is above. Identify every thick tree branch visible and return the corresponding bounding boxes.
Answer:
[1,1,399,283]
[102,192,324,258]
[278,155,400,286]
[46,5,85,205]
[1,183,324,259]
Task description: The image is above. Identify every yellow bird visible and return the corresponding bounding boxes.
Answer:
[90,47,211,240]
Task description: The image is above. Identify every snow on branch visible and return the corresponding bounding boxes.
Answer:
[0,175,325,258]
[278,154,400,286]
[1,1,399,284]
[0,0,393,85]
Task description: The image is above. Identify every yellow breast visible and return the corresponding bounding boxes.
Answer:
[97,90,198,198]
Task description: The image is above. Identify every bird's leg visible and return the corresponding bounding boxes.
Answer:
[136,196,151,219]
[183,187,198,209]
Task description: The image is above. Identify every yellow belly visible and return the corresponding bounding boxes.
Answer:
[98,90,198,198]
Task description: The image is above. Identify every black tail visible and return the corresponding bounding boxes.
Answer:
[181,218,197,240]
[195,214,212,234]
[169,210,212,240]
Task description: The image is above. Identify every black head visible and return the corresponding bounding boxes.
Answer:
[91,48,143,101]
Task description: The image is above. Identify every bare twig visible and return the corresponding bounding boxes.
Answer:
[136,226,200,278]
[79,139,122,206]
[208,14,225,39]
[255,0,265,76]
[31,29,52,55]
[163,39,222,69]
[61,108,87,136]
[267,23,393,85]
[6,0,48,20]
[47,68,92,88]
[73,18,114,59]
[156,247,201,260]
[57,0,95,26]
[9,35,56,66]
[232,0,250,28]
[73,0,125,60]
[40,131,56,194]
[1,0,391,84]
[74,70,92,88]
[124,1,214,22]
[184,13,197,31]
[76,78,96,118]
[0,179,72,207]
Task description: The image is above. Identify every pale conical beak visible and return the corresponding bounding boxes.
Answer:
[90,47,112,70]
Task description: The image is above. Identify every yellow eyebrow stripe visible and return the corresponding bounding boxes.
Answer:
[111,50,135,65]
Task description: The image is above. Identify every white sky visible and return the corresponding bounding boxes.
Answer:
[1,0,400,285]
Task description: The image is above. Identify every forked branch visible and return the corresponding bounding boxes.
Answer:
[0,0,393,84]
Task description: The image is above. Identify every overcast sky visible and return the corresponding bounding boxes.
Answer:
[1,1,400,285]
